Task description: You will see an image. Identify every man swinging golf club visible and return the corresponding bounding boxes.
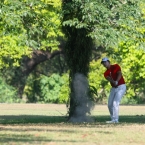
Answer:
[101,57,126,123]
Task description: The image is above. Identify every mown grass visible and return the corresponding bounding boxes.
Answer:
[0,104,145,145]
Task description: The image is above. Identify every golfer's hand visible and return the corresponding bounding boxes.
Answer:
[106,76,114,82]
[113,81,118,86]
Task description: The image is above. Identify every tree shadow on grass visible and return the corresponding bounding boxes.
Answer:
[93,115,145,124]
[0,115,67,124]
[0,115,144,124]
[0,133,85,144]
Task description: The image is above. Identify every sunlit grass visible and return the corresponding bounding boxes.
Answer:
[0,104,145,145]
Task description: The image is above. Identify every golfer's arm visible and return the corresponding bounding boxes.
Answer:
[116,71,122,82]
[106,76,114,83]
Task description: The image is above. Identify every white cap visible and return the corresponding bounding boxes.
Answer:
[101,57,109,63]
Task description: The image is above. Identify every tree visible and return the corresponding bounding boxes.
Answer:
[0,0,64,98]
[62,0,144,122]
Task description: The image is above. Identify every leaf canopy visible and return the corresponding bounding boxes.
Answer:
[62,0,145,48]
[0,0,63,68]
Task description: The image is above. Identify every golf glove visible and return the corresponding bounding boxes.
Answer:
[114,81,118,86]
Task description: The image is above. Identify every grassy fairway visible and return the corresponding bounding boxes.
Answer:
[0,104,145,145]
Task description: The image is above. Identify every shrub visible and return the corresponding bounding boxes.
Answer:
[0,77,20,103]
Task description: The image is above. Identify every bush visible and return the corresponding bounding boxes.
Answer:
[24,73,69,103]
[0,77,20,103]
[38,73,69,103]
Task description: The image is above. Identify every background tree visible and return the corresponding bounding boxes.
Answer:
[0,0,144,107]
[62,0,144,122]
[0,0,64,98]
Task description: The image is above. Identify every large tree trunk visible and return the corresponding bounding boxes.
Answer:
[68,73,95,123]
[63,28,94,122]
[11,49,63,98]
[62,0,96,122]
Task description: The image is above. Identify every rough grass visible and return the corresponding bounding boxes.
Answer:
[0,104,145,145]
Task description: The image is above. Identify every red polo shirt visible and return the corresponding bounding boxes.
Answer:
[104,64,125,87]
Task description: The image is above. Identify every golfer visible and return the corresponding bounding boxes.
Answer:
[101,57,126,123]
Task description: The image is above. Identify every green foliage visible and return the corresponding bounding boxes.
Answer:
[39,74,63,103]
[24,73,69,103]
[0,0,144,105]
[88,50,145,105]
[0,35,30,68]
[88,2,145,104]
[0,77,20,103]
[62,0,144,48]
[113,42,145,103]
[62,0,144,113]
[88,85,99,103]
[0,0,63,68]
[59,73,70,103]
[62,0,94,77]
[121,96,137,105]
[104,4,145,104]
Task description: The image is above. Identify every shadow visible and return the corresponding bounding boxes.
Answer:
[0,114,144,125]
[0,115,67,124]
[0,114,144,144]
[93,115,145,124]
[0,133,86,144]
